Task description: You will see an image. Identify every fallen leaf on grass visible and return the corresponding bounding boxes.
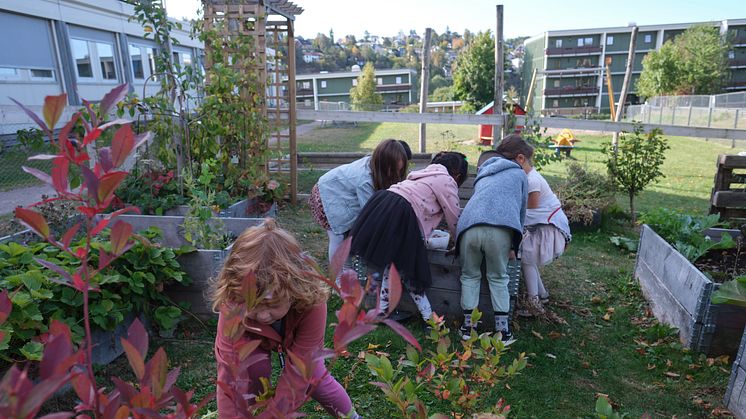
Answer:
[707,358,716,367]
[545,353,557,359]
[720,367,731,374]
[663,371,680,378]
[592,370,598,377]
[505,384,511,390]
[548,331,562,340]
[647,364,656,370]
[532,330,544,340]
[666,359,673,368]
[686,374,694,382]
[602,313,611,321]
[582,361,590,369]
[591,296,602,304]
[689,363,702,370]
[367,343,381,350]
[710,407,733,416]
[606,307,615,314]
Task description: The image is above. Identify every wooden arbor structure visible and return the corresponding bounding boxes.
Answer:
[202,0,302,203]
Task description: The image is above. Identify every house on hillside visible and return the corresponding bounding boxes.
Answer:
[296,68,416,110]
[302,52,322,63]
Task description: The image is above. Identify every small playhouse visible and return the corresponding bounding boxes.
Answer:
[476,101,526,145]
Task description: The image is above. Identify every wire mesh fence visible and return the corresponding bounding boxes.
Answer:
[625,92,746,130]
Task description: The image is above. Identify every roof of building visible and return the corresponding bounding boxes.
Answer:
[296,68,417,80]
[526,18,746,43]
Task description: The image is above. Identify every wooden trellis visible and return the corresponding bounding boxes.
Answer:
[202,0,302,203]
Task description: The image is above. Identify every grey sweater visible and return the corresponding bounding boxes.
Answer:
[456,156,528,251]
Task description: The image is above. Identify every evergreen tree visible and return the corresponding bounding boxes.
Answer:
[453,30,495,112]
[350,62,383,110]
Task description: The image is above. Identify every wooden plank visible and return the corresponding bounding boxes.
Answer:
[713,190,746,208]
[727,366,746,418]
[720,154,746,169]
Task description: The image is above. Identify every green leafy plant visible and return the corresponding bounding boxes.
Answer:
[519,114,561,171]
[14,128,47,153]
[365,310,527,417]
[639,208,735,262]
[0,226,190,361]
[595,394,628,419]
[712,275,746,306]
[115,162,186,214]
[555,162,616,225]
[181,170,229,250]
[609,235,639,252]
[603,124,669,223]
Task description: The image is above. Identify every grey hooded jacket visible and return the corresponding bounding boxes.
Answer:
[456,156,528,251]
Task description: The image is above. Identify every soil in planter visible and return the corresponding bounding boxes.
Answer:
[695,246,746,283]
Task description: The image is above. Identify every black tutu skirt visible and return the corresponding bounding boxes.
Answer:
[349,190,431,294]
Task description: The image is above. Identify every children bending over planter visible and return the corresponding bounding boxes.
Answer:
[517,136,572,320]
[210,219,359,418]
[309,139,412,263]
[350,151,467,328]
[456,135,529,341]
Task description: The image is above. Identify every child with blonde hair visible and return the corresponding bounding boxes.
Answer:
[210,219,358,418]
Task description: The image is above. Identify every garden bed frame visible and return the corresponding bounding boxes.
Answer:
[726,325,746,418]
[635,224,746,356]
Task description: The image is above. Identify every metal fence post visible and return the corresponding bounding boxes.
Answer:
[687,105,693,126]
[734,109,740,148]
[659,105,664,124]
[671,106,676,125]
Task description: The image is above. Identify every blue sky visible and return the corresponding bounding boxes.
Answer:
[166,0,746,40]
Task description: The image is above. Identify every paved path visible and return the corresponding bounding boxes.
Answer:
[0,184,55,215]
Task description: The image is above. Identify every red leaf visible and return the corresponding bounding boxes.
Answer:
[22,166,53,187]
[38,412,74,419]
[80,165,99,202]
[16,208,50,238]
[146,348,168,399]
[71,372,96,406]
[91,218,110,236]
[58,112,80,148]
[110,221,133,255]
[97,171,128,206]
[334,322,376,350]
[98,147,113,173]
[60,222,81,249]
[383,319,422,351]
[0,289,12,325]
[121,338,145,381]
[51,157,70,194]
[19,374,72,418]
[99,83,129,117]
[43,94,68,130]
[40,322,74,379]
[127,318,148,358]
[10,97,49,132]
[82,128,101,147]
[329,237,352,281]
[111,124,135,168]
[387,264,402,315]
[77,206,98,218]
[98,249,113,271]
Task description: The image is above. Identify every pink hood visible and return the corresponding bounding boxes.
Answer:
[389,164,461,239]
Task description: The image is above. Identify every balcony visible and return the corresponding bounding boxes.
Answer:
[733,36,746,46]
[376,83,412,92]
[729,59,746,68]
[543,86,598,96]
[297,88,313,96]
[545,46,602,56]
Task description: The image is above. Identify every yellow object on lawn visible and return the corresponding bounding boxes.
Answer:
[553,129,579,147]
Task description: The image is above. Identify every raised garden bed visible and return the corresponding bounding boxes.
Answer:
[635,224,746,356]
[397,249,520,328]
[163,198,277,218]
[116,214,264,318]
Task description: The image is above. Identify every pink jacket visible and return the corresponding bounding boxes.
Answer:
[214,302,352,417]
[389,163,461,239]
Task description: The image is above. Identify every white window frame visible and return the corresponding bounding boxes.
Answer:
[553,99,559,107]
[606,36,614,46]
[577,38,584,47]
[644,34,652,43]
[553,79,560,87]
[29,68,56,81]
[302,81,310,89]
[95,41,118,82]
[377,77,383,85]
[71,38,119,83]
[0,67,21,81]
[555,39,563,48]
[584,37,593,46]
[71,38,95,81]
[129,43,148,81]
[395,76,402,84]
[352,78,358,86]
[320,80,327,88]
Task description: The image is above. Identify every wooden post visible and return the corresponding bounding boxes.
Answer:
[419,28,432,153]
[493,4,504,146]
[288,18,298,204]
[525,67,538,113]
[612,26,637,151]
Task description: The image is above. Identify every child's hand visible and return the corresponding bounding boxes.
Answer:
[509,250,516,260]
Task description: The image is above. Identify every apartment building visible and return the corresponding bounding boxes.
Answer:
[296,68,417,109]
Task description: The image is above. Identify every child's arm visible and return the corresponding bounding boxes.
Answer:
[436,181,461,238]
[355,178,376,210]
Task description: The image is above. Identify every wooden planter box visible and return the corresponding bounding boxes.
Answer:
[635,224,746,356]
[164,198,277,218]
[116,214,264,318]
[726,326,746,418]
[397,249,521,328]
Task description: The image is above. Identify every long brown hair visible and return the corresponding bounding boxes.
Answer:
[208,218,328,312]
[495,134,534,161]
[370,139,411,190]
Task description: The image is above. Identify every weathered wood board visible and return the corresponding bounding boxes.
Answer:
[726,327,746,419]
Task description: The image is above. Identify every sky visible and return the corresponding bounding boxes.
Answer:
[165,0,746,40]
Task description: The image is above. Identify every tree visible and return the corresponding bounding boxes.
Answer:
[603,124,670,223]
[453,30,494,112]
[430,86,454,102]
[350,62,383,110]
[429,74,451,93]
[637,25,730,98]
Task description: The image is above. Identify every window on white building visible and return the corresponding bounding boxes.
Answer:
[129,44,145,79]
[644,34,652,43]
[302,81,310,89]
[555,39,562,48]
[584,37,593,45]
[352,79,358,86]
[606,36,614,45]
[396,76,402,84]
[96,42,117,80]
[729,51,736,59]
[577,38,584,47]
[553,99,559,107]
[71,38,94,79]
[320,80,327,88]
[377,77,383,85]
[0,11,57,84]
[30,69,54,79]
[553,79,560,87]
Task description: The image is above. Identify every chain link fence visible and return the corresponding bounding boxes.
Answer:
[625,92,746,130]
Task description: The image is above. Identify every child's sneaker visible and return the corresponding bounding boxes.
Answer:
[516,296,546,317]
[459,324,474,340]
[497,330,514,342]
[539,293,550,305]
